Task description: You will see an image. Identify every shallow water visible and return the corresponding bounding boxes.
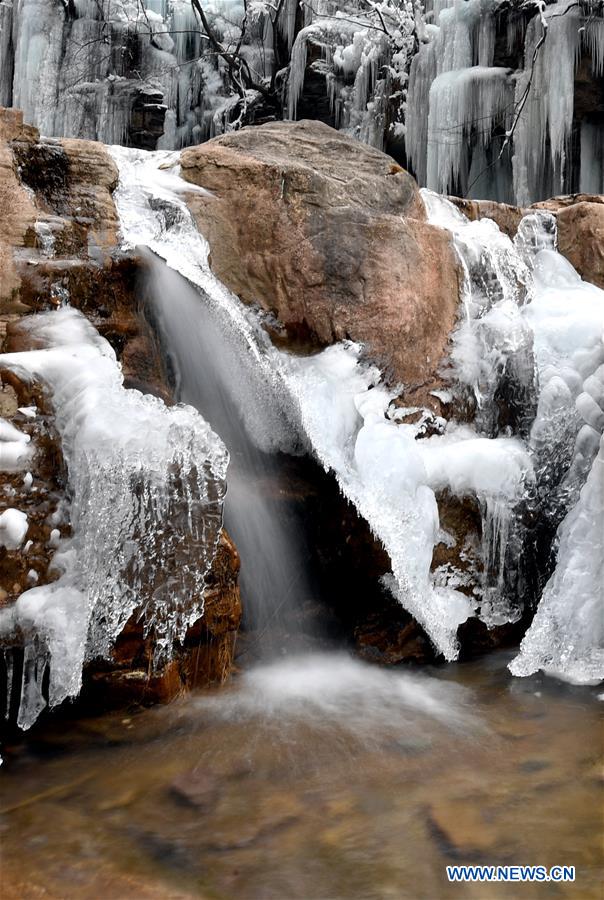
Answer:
[1,652,602,899]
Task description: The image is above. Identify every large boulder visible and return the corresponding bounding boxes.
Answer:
[181,120,461,398]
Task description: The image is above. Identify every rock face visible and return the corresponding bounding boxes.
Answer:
[0,107,242,722]
[542,197,604,290]
[448,192,604,289]
[447,197,527,240]
[181,120,461,398]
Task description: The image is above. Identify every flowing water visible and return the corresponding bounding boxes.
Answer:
[1,652,602,899]
[144,253,318,649]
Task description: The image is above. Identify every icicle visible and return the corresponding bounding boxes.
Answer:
[426,66,513,195]
[17,642,48,730]
[479,496,517,625]
[3,651,14,720]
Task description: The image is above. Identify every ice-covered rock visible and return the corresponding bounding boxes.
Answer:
[0,306,229,728]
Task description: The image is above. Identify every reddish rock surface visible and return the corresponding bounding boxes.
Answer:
[549,199,604,290]
[181,120,462,398]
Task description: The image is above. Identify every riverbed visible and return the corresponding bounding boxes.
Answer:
[1,651,602,899]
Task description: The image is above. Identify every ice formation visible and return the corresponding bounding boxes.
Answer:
[283,344,535,656]
[287,3,415,149]
[407,0,604,202]
[0,417,33,471]
[0,306,228,728]
[1,0,271,146]
[425,190,604,681]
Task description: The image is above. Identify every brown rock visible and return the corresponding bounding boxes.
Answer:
[170,769,220,810]
[532,192,604,212]
[181,120,461,394]
[0,109,37,309]
[553,200,604,290]
[447,196,527,239]
[427,797,500,858]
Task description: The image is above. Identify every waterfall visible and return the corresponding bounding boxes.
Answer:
[142,255,319,647]
[107,146,603,683]
[108,146,324,652]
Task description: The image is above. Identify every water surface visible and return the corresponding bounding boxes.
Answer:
[1,652,602,899]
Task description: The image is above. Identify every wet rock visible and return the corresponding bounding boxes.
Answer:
[170,769,220,810]
[551,199,604,290]
[427,798,500,859]
[448,196,527,239]
[181,120,461,400]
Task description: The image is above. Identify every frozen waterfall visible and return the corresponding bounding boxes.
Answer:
[108,146,602,682]
[0,306,228,728]
[2,0,602,201]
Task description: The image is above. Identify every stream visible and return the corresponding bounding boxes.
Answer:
[1,652,602,899]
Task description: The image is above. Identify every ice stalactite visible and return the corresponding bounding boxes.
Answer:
[0,307,228,728]
[407,0,604,203]
[425,66,513,197]
[406,0,508,195]
[511,0,604,205]
[3,0,271,147]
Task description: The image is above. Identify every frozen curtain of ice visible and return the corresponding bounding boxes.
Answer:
[109,146,603,685]
[287,0,604,201]
[0,307,228,728]
[3,0,602,202]
[1,0,273,147]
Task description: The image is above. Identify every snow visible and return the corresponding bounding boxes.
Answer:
[0,508,29,550]
[0,305,228,729]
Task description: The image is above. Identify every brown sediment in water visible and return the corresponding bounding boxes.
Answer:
[1,652,602,900]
